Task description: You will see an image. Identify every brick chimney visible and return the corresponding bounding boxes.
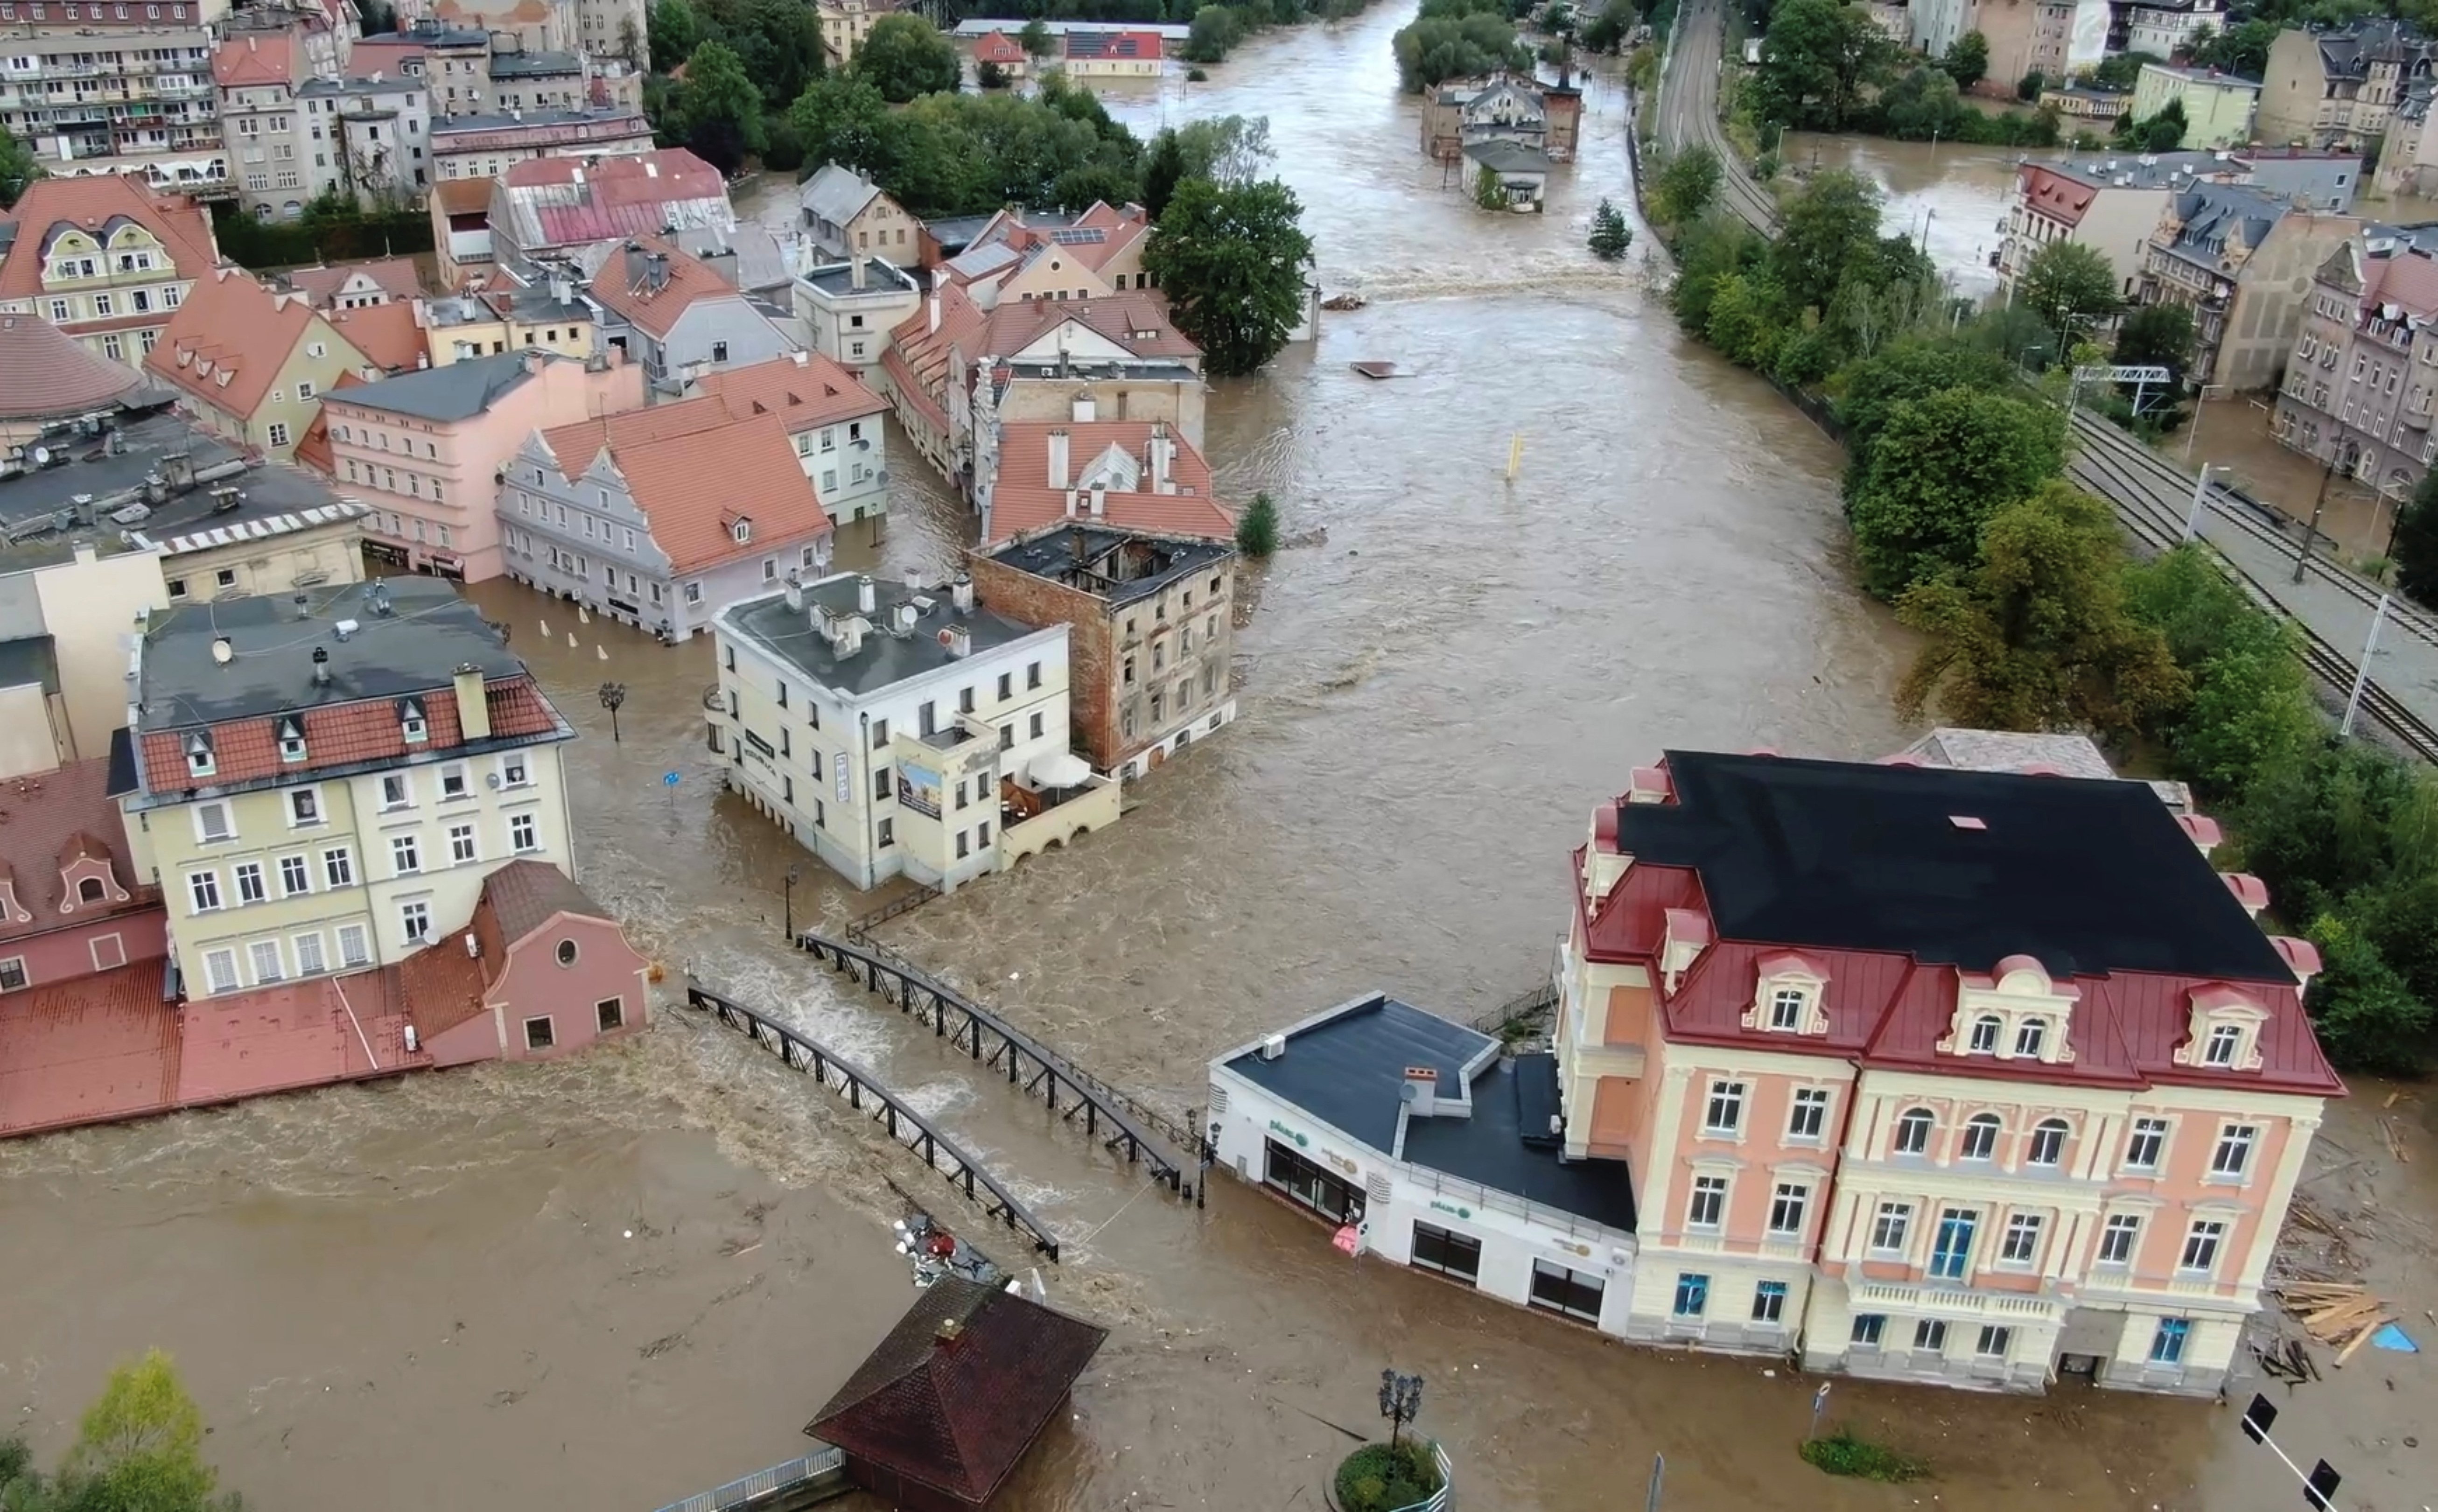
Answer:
[1045,428,1069,489]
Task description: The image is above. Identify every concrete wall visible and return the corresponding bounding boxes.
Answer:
[2215,215,2360,390]
[28,546,171,762]
[2257,28,2330,147]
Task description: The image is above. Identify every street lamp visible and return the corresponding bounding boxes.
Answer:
[782,862,800,942]
[2239,1394,2345,1509]
[598,681,627,743]
[1378,1369,1423,1449]
[2297,439,2359,583]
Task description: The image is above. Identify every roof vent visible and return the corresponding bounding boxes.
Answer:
[1948,814,1987,831]
[311,646,330,686]
[934,1317,963,1343]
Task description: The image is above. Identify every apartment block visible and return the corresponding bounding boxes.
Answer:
[2259,20,2435,150]
[119,575,579,994]
[216,29,431,217]
[0,0,226,196]
[2137,184,2357,391]
[587,237,794,392]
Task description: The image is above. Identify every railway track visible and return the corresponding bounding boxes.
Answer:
[1659,0,1779,234]
[2066,432,2438,763]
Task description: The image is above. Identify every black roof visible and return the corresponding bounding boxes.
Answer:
[1227,995,1492,1151]
[1622,751,2290,981]
[1401,1055,1637,1232]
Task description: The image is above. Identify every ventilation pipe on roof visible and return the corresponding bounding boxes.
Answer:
[1046,428,1069,490]
[1148,423,1173,495]
[855,574,875,614]
[453,662,490,740]
[951,574,973,614]
[311,645,331,686]
[850,253,867,291]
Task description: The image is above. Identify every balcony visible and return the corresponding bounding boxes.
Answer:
[1852,1280,2062,1323]
[999,760,1121,868]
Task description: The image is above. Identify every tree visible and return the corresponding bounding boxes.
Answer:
[63,1350,239,1512]
[1897,482,2187,737]
[1651,142,1721,224]
[647,0,701,74]
[2304,914,2432,1074]
[1144,175,1315,378]
[1583,0,1630,52]
[854,14,960,103]
[1182,5,1246,63]
[0,122,40,210]
[1473,162,1512,210]
[1588,196,1632,259]
[357,0,396,32]
[1169,113,1276,184]
[1769,168,1883,316]
[788,72,890,176]
[2018,240,2120,350]
[617,14,645,67]
[673,39,765,174]
[1941,29,1988,89]
[1392,1,1533,92]
[1748,0,1896,132]
[2393,464,2438,608]
[2113,302,2195,393]
[738,0,826,106]
[1018,17,1056,59]
[2089,49,2160,91]
[1237,491,1280,556]
[1849,385,2067,596]
[2123,546,2321,795]
[1141,128,1191,219]
[2017,69,2043,101]
[2118,96,2188,152]
[2191,18,2277,77]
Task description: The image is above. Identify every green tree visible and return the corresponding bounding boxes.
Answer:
[1897,482,2186,737]
[1144,175,1315,378]
[1473,161,1512,209]
[1941,29,1988,89]
[1168,113,1277,183]
[2394,464,2438,608]
[2117,96,2188,152]
[357,0,396,31]
[1237,490,1280,555]
[647,0,701,74]
[2190,19,2277,76]
[2019,239,2120,350]
[854,14,960,102]
[673,39,765,174]
[1018,17,1056,59]
[2304,914,2432,1074]
[2123,546,2322,795]
[1583,0,1630,52]
[738,0,826,105]
[1182,5,1246,63]
[1651,142,1721,224]
[2088,49,2160,91]
[977,57,1009,88]
[1588,196,1632,259]
[2113,302,2195,392]
[1392,2,1533,92]
[617,14,645,66]
[1849,385,2067,595]
[1768,168,1883,316]
[2017,69,2044,100]
[0,121,41,210]
[1749,0,1896,132]
[788,72,890,175]
[1141,128,1191,219]
[56,1351,241,1512]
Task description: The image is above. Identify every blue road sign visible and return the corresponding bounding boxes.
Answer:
[663,771,681,787]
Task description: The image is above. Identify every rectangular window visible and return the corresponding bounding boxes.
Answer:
[1913,1318,1948,1352]
[597,998,626,1033]
[1027,661,1042,690]
[2125,1117,2169,1171]
[1767,1183,1808,1237]
[196,801,234,843]
[439,763,469,799]
[1668,1272,1708,1319]
[448,824,477,864]
[1262,1139,1362,1225]
[391,835,420,875]
[2149,1317,2191,1365]
[1787,1087,1828,1140]
[0,959,23,992]
[501,753,529,787]
[1686,1175,1727,1228]
[233,862,266,905]
[1767,987,1804,1030]
[323,847,355,889]
[279,854,310,896]
[188,870,222,912]
[289,788,321,825]
[2097,1213,2141,1265]
[381,773,411,809]
[510,812,539,852]
[1928,1209,1977,1281]
[1975,1324,2012,1359]
[525,1015,555,1050]
[337,923,370,968]
[2179,1220,2225,1274]
[997,672,1012,700]
[249,939,284,983]
[294,932,326,976]
[1528,1260,1604,1323]
[203,948,239,995]
[1702,1080,1744,1134]
[1408,1222,1481,1286]
[876,817,894,847]
[2211,1124,2257,1178]
[1029,711,1044,740]
[1751,1280,1788,1324]
[1999,1213,2043,1265]
[399,899,431,944]
[1850,1314,1886,1347]
[1870,1201,1913,1254]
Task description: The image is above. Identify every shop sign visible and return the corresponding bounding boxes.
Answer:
[1267,1118,1309,1149]
[1429,1198,1473,1220]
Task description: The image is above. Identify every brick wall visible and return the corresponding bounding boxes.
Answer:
[966,552,1119,766]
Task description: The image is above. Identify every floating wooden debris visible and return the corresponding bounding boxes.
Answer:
[1349,360,1399,379]
[2273,1281,2397,1365]
[1321,292,1368,311]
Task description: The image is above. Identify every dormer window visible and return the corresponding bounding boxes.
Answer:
[731,516,753,544]
[276,715,307,763]
[1969,1015,2001,1053]
[2176,985,2269,1072]
[398,696,428,743]
[2203,1024,2243,1066]
[1940,954,2079,1065]
[1767,987,1805,1031]
[185,732,215,777]
[2014,1019,2048,1058]
[1741,950,1829,1034]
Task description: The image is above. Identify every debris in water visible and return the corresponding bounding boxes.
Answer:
[1349,361,1398,379]
[1321,293,1367,311]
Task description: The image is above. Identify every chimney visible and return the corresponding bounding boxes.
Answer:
[1046,428,1070,489]
[1089,483,1107,518]
[927,287,941,334]
[646,252,670,292]
[311,646,331,686]
[951,574,974,613]
[1149,423,1173,494]
[523,350,546,376]
[1072,390,1096,422]
[624,240,647,290]
[1063,488,1079,518]
[855,574,876,614]
[850,253,867,291]
[935,1317,963,1344]
[1401,1065,1439,1118]
[1585,801,1629,903]
[943,624,971,658]
[453,663,490,739]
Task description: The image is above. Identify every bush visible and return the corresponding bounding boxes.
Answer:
[1334,1442,1441,1512]
[1188,64,1210,79]
[1237,491,1280,557]
[2017,69,2044,100]
[1802,1429,1926,1482]
[2305,914,2434,1075]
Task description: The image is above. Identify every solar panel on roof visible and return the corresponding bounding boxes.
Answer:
[1048,227,1107,245]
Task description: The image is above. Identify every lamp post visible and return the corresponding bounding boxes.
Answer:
[1378,1369,1423,1449]
[2297,440,2358,583]
[598,681,627,743]
[782,862,800,942]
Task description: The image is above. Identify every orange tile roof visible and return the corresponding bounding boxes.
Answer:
[0,175,220,302]
[284,256,423,308]
[540,401,830,573]
[136,677,563,795]
[326,300,426,373]
[587,235,743,340]
[144,270,363,422]
[986,420,1234,545]
[0,313,142,420]
[211,31,297,88]
[691,352,886,434]
[434,177,493,216]
[972,290,1198,364]
[0,757,156,946]
[0,959,178,1139]
[974,30,1026,63]
[881,346,949,434]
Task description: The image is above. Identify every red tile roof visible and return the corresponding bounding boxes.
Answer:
[136,677,562,795]
[2019,164,2096,228]
[540,400,830,573]
[973,30,1026,63]
[211,31,297,87]
[395,931,491,1036]
[0,757,155,946]
[986,421,1234,545]
[145,270,363,422]
[691,352,886,434]
[809,1277,1107,1507]
[0,313,142,420]
[587,235,742,340]
[971,290,1197,364]
[1063,28,1161,59]
[326,300,427,373]
[283,256,424,308]
[0,174,220,302]
[880,346,950,434]
[0,960,177,1139]
[479,858,608,945]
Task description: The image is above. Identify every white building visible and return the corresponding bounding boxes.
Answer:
[708,572,1116,891]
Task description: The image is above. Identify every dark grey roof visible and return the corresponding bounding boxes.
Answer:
[919,214,997,257]
[1401,1056,1638,1232]
[2165,182,2284,270]
[137,576,524,731]
[722,574,1057,699]
[365,23,486,45]
[488,49,583,77]
[985,524,1233,609]
[335,351,541,422]
[797,259,923,300]
[1226,994,1494,1151]
[1462,139,1551,173]
[296,76,427,99]
[430,107,638,137]
[1619,751,2292,981]
[0,633,59,694]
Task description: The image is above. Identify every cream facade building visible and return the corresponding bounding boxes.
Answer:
[120,577,576,996]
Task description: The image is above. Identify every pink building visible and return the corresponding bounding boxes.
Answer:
[405,859,652,1065]
[0,753,168,994]
[315,346,644,579]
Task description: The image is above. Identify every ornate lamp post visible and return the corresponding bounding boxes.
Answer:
[1378,1369,1423,1449]
[783,862,800,942]
[599,681,627,743]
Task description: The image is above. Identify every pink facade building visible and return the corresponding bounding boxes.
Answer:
[0,754,168,994]
[314,347,644,579]
[1210,747,2340,1398]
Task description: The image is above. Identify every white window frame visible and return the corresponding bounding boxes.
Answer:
[1998,1212,2043,1265]
[1869,1201,1912,1255]
[391,833,421,875]
[247,938,284,983]
[1786,1086,1830,1141]
[193,800,235,844]
[202,947,240,994]
[2210,1124,2257,1179]
[336,921,371,968]
[448,823,478,864]
[1701,1080,1745,1136]
[399,898,431,944]
[1686,1174,1728,1229]
[2096,1213,2141,1266]
[293,930,327,976]
[1766,1182,1809,1237]
[509,810,539,853]
[278,853,311,896]
[186,868,222,912]
[2125,1116,2170,1172]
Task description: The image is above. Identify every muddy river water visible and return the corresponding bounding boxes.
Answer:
[4,6,2433,1509]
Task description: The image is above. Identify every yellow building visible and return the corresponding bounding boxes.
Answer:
[121,577,577,995]
[422,285,601,368]
[2131,63,2263,150]
[144,270,374,462]
[0,174,223,370]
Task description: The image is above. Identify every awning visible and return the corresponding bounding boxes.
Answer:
[1027,752,1091,789]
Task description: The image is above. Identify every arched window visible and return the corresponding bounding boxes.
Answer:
[1768,987,1806,1031]
[77,877,105,903]
[2028,1118,2069,1167]
[1961,1113,2003,1161]
[1969,1015,2002,1053]
[1893,1107,1935,1155]
[2015,1019,2048,1058]
[2203,1023,2243,1067]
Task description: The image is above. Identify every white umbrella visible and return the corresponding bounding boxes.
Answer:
[1027,751,1092,789]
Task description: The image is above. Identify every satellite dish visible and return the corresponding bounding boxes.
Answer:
[30,446,49,467]
[210,637,233,665]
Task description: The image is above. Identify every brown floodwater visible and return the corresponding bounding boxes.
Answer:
[4,7,2431,1510]
[1780,133,2021,301]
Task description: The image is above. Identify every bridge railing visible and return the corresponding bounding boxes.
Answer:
[649,1444,844,1512]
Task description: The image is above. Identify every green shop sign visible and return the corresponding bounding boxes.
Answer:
[1429,1198,1473,1220]
[1268,1119,1310,1148]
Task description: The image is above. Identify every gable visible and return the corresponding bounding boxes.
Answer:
[1005,320,1137,365]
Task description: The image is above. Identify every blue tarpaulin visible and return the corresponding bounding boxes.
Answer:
[2371,1322,2418,1353]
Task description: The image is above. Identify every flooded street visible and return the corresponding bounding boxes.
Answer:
[3,6,2431,1510]
[1782,133,2018,301]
